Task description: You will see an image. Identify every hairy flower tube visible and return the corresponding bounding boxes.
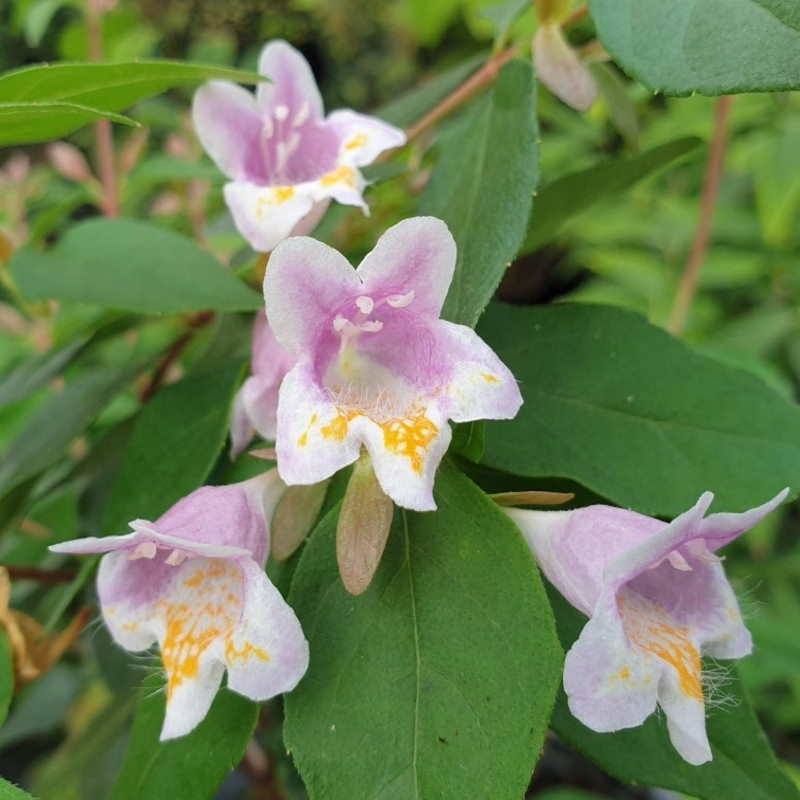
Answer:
[193,39,406,252]
[230,310,295,459]
[50,471,309,740]
[505,488,789,765]
[264,216,523,511]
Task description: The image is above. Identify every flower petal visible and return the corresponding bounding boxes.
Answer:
[357,217,456,319]
[274,363,362,486]
[327,109,406,166]
[224,559,309,699]
[192,81,267,183]
[699,487,789,551]
[230,385,254,460]
[356,405,451,511]
[563,594,659,732]
[224,180,317,253]
[257,40,323,120]
[161,656,226,741]
[265,236,360,355]
[436,320,522,422]
[658,665,712,765]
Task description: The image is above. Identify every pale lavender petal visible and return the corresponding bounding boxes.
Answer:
[699,488,789,551]
[251,310,296,381]
[658,666,712,765]
[274,363,361,486]
[257,40,324,120]
[357,217,456,319]
[327,109,406,166]
[356,405,451,512]
[564,595,659,732]
[225,559,309,700]
[230,385,254,460]
[224,180,316,253]
[436,320,522,422]
[192,81,267,183]
[264,236,360,355]
[240,375,281,442]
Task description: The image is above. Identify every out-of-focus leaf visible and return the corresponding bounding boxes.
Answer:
[523,137,701,252]
[23,0,70,47]
[378,51,486,128]
[590,62,639,149]
[0,61,262,110]
[285,462,562,800]
[110,672,258,800]
[588,0,800,94]
[481,0,531,46]
[11,219,262,314]
[0,101,135,146]
[421,59,537,327]
[0,338,87,408]
[0,630,12,726]
[398,0,463,46]
[0,777,36,800]
[0,366,137,501]
[480,302,800,516]
[549,589,800,800]
[128,156,221,187]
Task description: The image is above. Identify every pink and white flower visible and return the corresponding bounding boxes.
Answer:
[230,311,295,459]
[193,40,406,252]
[50,472,309,740]
[506,489,789,765]
[264,216,523,511]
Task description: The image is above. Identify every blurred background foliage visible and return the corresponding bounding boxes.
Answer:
[0,0,799,798]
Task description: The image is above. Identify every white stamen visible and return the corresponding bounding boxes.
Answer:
[293,101,310,128]
[129,541,157,560]
[387,290,415,308]
[355,295,374,315]
[333,315,350,332]
[359,320,384,333]
[667,551,692,571]
[686,539,723,563]
[263,116,274,139]
[275,133,301,176]
[165,549,190,566]
[274,104,290,121]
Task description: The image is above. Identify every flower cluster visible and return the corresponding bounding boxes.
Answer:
[50,37,791,761]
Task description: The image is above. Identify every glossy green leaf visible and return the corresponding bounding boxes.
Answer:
[549,590,800,800]
[102,363,244,531]
[0,631,13,727]
[523,137,701,252]
[0,366,136,500]
[0,60,261,110]
[0,101,135,146]
[588,0,800,95]
[420,59,537,327]
[110,671,258,800]
[285,462,562,800]
[481,302,800,516]
[11,219,262,314]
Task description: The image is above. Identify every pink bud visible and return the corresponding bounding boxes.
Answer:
[47,143,93,183]
[4,153,30,183]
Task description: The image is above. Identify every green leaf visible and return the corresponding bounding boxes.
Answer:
[523,137,701,252]
[0,630,13,727]
[420,59,538,327]
[0,338,87,408]
[110,671,258,800]
[0,60,262,110]
[0,101,135,146]
[102,363,244,531]
[285,462,562,800]
[0,367,136,500]
[481,0,531,47]
[549,590,800,800]
[588,0,800,95]
[11,219,262,314]
[480,302,800,516]
[0,777,37,800]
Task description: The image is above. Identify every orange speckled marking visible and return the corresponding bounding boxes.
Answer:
[297,413,319,447]
[345,133,368,151]
[619,594,702,701]
[321,410,358,441]
[320,165,357,188]
[255,186,295,219]
[226,640,269,664]
[381,414,438,474]
[482,372,500,383]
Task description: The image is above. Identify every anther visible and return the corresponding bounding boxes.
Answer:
[129,541,157,560]
[355,296,374,314]
[387,290,415,308]
[166,549,190,567]
[274,104,289,121]
[359,320,384,333]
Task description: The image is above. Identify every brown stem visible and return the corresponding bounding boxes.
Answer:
[404,46,518,143]
[86,2,119,218]
[564,3,589,28]
[668,95,733,335]
[6,566,76,584]
[139,311,215,403]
